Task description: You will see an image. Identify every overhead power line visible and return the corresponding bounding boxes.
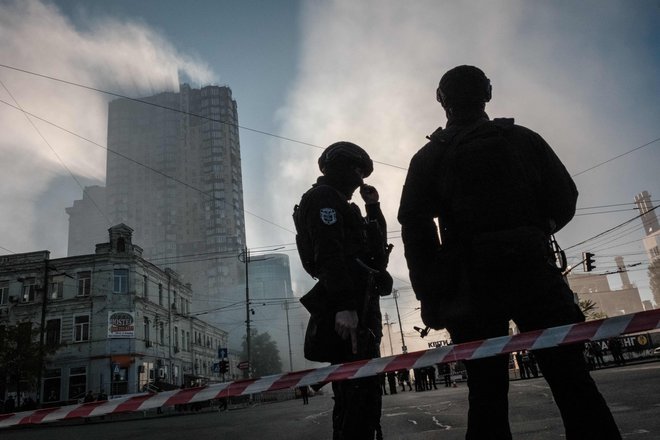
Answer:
[0,98,295,235]
[576,200,659,210]
[565,205,659,251]
[0,245,15,254]
[0,63,406,171]
[0,79,112,228]
[574,208,639,216]
[571,137,660,177]
[1,63,658,262]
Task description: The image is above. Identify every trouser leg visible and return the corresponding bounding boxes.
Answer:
[332,376,381,440]
[534,345,621,440]
[463,354,512,440]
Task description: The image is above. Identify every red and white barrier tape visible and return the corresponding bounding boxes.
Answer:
[2,308,659,428]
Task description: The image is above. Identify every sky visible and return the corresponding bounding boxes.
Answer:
[0,0,658,354]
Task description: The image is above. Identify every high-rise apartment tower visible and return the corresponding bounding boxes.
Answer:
[68,84,246,319]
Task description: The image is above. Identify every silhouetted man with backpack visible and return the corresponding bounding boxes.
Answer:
[398,65,620,439]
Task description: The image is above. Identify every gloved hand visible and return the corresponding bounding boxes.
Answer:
[335,310,359,354]
[360,184,379,205]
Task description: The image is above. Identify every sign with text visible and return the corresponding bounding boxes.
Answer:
[107,311,135,338]
[428,340,450,349]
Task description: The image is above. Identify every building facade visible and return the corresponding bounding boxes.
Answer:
[634,190,660,261]
[245,253,306,371]
[0,225,228,405]
[66,84,246,329]
[568,256,646,317]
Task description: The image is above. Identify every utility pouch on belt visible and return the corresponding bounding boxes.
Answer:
[300,283,346,363]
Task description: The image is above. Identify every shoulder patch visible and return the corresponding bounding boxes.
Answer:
[319,208,337,225]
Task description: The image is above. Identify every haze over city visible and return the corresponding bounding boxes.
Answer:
[1,0,658,351]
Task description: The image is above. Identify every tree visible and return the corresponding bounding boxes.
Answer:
[649,258,660,308]
[0,322,60,405]
[579,299,607,321]
[241,330,282,377]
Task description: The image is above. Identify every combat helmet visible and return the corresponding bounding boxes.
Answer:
[437,65,492,108]
[318,141,373,178]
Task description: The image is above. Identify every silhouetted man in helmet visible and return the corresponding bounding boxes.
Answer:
[294,141,392,439]
[398,66,620,439]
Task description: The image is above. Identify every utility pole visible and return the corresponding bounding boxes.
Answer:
[239,246,252,378]
[393,289,407,353]
[37,255,50,406]
[383,313,394,356]
[284,300,293,371]
[237,246,283,378]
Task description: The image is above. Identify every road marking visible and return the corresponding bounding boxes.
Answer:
[432,416,452,429]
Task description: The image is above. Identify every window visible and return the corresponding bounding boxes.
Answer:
[50,277,64,300]
[68,366,87,400]
[158,283,163,306]
[46,319,61,347]
[174,326,179,352]
[143,275,148,299]
[74,315,90,342]
[144,317,151,347]
[0,281,8,305]
[113,269,128,294]
[22,278,37,303]
[44,368,61,402]
[77,271,91,296]
[159,322,165,345]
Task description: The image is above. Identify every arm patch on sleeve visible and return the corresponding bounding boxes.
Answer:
[320,208,337,225]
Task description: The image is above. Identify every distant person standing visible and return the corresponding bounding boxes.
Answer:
[439,363,452,387]
[398,65,621,439]
[386,371,398,395]
[515,352,527,379]
[299,386,309,405]
[427,366,438,390]
[608,338,626,366]
[398,369,412,392]
[591,341,605,368]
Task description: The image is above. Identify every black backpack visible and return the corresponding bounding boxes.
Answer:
[292,191,317,277]
[432,118,539,242]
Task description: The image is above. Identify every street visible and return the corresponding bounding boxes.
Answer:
[3,362,659,439]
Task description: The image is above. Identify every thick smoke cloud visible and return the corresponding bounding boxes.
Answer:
[261,0,659,343]
[0,0,213,256]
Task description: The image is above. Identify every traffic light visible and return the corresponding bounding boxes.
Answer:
[582,252,596,272]
[219,360,229,374]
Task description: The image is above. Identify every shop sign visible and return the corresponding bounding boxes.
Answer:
[108,311,135,338]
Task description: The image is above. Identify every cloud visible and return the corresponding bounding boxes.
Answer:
[263,0,660,346]
[0,0,214,256]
